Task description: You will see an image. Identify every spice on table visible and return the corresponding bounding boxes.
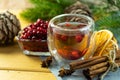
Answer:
[41,56,52,68]
[58,68,74,77]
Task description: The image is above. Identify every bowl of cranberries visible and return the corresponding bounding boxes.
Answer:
[16,19,50,56]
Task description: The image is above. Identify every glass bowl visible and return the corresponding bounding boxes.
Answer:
[16,32,50,56]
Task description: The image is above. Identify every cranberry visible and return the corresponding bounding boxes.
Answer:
[71,50,81,60]
[23,28,28,32]
[42,25,48,29]
[36,19,42,24]
[32,29,37,34]
[27,26,32,30]
[75,35,83,42]
[55,33,61,39]
[20,18,49,40]
[65,22,71,27]
[21,33,28,39]
[40,23,43,27]
[60,35,68,41]
[34,22,39,27]
[37,27,42,31]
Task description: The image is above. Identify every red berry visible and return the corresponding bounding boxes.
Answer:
[55,33,61,39]
[34,22,39,27]
[27,26,32,30]
[61,35,68,41]
[23,28,28,32]
[75,35,83,42]
[21,33,27,39]
[71,50,81,60]
[20,18,48,40]
[37,19,42,24]
[65,22,71,27]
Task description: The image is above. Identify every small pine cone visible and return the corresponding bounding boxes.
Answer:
[0,11,21,46]
[64,1,92,18]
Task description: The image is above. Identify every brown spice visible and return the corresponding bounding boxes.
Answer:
[41,56,52,67]
[83,59,120,80]
[70,56,108,70]
[58,68,74,77]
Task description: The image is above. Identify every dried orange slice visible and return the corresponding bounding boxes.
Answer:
[84,29,118,59]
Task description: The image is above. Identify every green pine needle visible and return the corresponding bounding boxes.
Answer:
[20,0,63,22]
[95,11,120,44]
[20,0,77,22]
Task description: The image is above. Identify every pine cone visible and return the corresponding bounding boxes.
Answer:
[65,1,92,18]
[0,11,21,46]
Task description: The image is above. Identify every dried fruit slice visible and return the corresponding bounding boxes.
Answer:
[84,29,118,59]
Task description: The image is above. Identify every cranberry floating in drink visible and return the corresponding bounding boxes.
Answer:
[48,14,94,62]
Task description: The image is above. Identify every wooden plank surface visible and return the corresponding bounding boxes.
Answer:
[0,41,50,72]
[0,1,56,80]
[0,70,56,80]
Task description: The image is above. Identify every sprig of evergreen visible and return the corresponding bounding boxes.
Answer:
[20,0,77,22]
[95,11,120,44]
[20,0,63,22]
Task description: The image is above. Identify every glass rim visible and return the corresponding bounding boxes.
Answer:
[48,14,94,32]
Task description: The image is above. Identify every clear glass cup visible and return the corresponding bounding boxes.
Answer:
[47,14,94,64]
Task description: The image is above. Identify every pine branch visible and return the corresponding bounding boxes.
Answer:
[20,0,64,22]
[95,11,120,44]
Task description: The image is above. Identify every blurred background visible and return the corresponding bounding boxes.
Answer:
[0,0,120,44]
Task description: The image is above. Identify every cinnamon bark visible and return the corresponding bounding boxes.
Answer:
[70,56,108,70]
[88,62,108,71]
[59,50,120,78]
[83,59,120,80]
[70,56,102,69]
[70,52,120,70]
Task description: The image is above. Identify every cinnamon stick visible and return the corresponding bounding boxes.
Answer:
[71,56,108,70]
[89,67,108,75]
[88,62,109,71]
[83,69,96,80]
[83,59,120,80]
[70,56,102,69]
[87,59,120,75]
[70,52,120,70]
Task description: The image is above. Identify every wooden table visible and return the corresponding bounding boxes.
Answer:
[0,42,56,80]
[0,0,56,78]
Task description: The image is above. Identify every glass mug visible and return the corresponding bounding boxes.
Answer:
[47,14,94,63]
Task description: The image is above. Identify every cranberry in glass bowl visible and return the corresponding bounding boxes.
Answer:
[16,19,50,56]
